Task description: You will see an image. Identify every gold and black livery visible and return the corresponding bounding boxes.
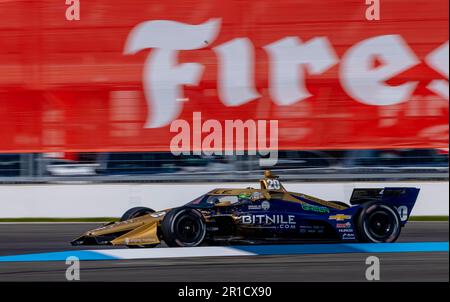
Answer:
[72,170,420,247]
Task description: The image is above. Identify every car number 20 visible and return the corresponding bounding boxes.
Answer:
[267,179,281,190]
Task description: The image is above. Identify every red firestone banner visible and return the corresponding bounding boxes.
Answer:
[0,0,448,152]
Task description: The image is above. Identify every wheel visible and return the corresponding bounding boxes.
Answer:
[120,206,155,221]
[120,206,158,248]
[161,208,207,247]
[355,201,401,243]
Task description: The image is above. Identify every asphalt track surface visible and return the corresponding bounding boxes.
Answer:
[0,222,447,281]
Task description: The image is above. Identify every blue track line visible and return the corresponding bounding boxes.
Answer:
[236,241,449,255]
[0,242,447,263]
[0,250,115,262]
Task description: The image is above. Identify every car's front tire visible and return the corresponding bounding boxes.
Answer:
[120,206,158,248]
[120,206,155,221]
[161,208,207,247]
[355,201,401,243]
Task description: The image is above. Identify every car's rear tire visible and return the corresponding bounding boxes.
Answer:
[355,201,401,243]
[161,208,207,247]
[120,206,158,248]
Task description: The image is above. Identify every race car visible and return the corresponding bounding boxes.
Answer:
[71,170,420,248]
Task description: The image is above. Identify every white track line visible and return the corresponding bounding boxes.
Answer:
[94,246,256,260]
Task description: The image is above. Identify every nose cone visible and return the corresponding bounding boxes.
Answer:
[70,236,87,246]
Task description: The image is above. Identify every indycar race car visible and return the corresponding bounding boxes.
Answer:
[72,170,420,248]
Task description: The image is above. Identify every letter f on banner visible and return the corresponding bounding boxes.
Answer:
[124,19,221,128]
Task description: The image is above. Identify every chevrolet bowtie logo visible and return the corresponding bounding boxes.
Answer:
[329,214,352,221]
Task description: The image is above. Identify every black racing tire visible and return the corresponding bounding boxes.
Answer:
[120,206,155,221]
[120,207,158,248]
[355,201,401,243]
[161,208,207,247]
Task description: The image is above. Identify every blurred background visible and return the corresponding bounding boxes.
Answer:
[0,1,447,284]
[0,149,448,182]
[0,0,448,185]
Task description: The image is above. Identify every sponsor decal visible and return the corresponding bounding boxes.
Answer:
[302,203,330,213]
[336,222,352,228]
[150,211,166,218]
[299,225,325,233]
[248,205,262,210]
[297,194,345,209]
[329,214,352,221]
[248,200,270,211]
[342,233,356,240]
[338,229,354,233]
[238,192,252,199]
[125,238,156,244]
[241,214,296,228]
[261,201,271,210]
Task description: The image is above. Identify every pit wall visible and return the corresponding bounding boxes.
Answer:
[0,181,448,218]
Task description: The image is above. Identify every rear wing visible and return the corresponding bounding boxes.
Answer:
[350,187,420,224]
